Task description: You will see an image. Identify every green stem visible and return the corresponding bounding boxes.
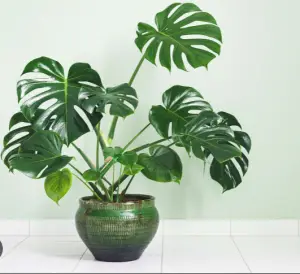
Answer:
[72,173,102,201]
[97,178,112,201]
[98,124,150,180]
[131,138,171,153]
[68,163,83,177]
[167,141,176,147]
[103,177,111,186]
[123,123,151,151]
[109,174,129,193]
[71,143,95,170]
[108,55,146,143]
[120,175,135,199]
[96,124,100,170]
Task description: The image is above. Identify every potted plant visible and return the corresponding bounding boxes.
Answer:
[1,2,251,262]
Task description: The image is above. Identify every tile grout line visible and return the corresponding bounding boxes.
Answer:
[0,235,30,261]
[160,220,164,273]
[231,236,252,273]
[72,248,87,273]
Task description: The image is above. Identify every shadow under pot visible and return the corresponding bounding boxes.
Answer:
[75,194,159,262]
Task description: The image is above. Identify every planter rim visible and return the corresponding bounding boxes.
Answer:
[79,194,156,210]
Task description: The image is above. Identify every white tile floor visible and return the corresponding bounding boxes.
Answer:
[1,235,300,273]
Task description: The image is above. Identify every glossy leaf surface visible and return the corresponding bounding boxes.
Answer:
[18,57,103,145]
[138,145,182,183]
[135,3,222,71]
[9,131,72,178]
[80,83,138,118]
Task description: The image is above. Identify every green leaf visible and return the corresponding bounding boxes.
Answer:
[181,110,242,163]
[138,145,182,183]
[103,147,123,160]
[80,83,138,118]
[83,169,100,181]
[123,164,144,176]
[204,111,251,192]
[17,57,103,145]
[209,131,251,192]
[9,131,72,178]
[1,112,35,169]
[44,168,72,204]
[118,151,138,166]
[218,111,242,128]
[149,85,211,138]
[135,3,222,71]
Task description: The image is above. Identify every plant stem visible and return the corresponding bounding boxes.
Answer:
[103,177,111,186]
[120,175,135,199]
[95,124,108,163]
[109,174,129,193]
[107,55,146,143]
[68,163,83,177]
[131,138,171,152]
[167,141,176,148]
[97,178,112,201]
[112,164,115,198]
[72,173,102,201]
[123,123,151,151]
[71,143,95,170]
[96,124,100,170]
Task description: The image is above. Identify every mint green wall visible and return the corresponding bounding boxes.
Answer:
[0,0,299,219]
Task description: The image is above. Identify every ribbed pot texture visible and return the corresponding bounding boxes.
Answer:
[75,195,159,262]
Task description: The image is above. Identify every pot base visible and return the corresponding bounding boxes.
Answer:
[91,247,144,262]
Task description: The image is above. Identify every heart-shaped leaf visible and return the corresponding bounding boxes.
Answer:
[135,3,222,71]
[18,57,103,145]
[83,169,100,181]
[118,151,138,166]
[138,145,182,183]
[80,83,138,118]
[9,131,72,178]
[123,164,144,176]
[44,168,72,204]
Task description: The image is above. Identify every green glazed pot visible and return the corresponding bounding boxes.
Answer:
[75,195,159,262]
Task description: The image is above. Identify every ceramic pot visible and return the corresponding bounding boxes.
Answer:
[75,195,159,262]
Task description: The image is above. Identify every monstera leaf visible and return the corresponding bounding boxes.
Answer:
[180,110,242,163]
[9,131,72,179]
[1,112,35,169]
[138,145,182,183]
[17,57,103,145]
[79,83,138,118]
[149,85,211,138]
[135,3,222,71]
[208,112,252,192]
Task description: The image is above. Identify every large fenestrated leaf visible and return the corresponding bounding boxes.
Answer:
[1,112,34,169]
[208,112,251,192]
[79,83,138,118]
[17,57,103,145]
[138,145,182,183]
[149,85,211,138]
[179,110,242,163]
[9,131,72,179]
[135,3,222,71]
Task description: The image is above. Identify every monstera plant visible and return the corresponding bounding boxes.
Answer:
[2,2,251,204]
[2,2,251,262]
[2,3,251,203]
